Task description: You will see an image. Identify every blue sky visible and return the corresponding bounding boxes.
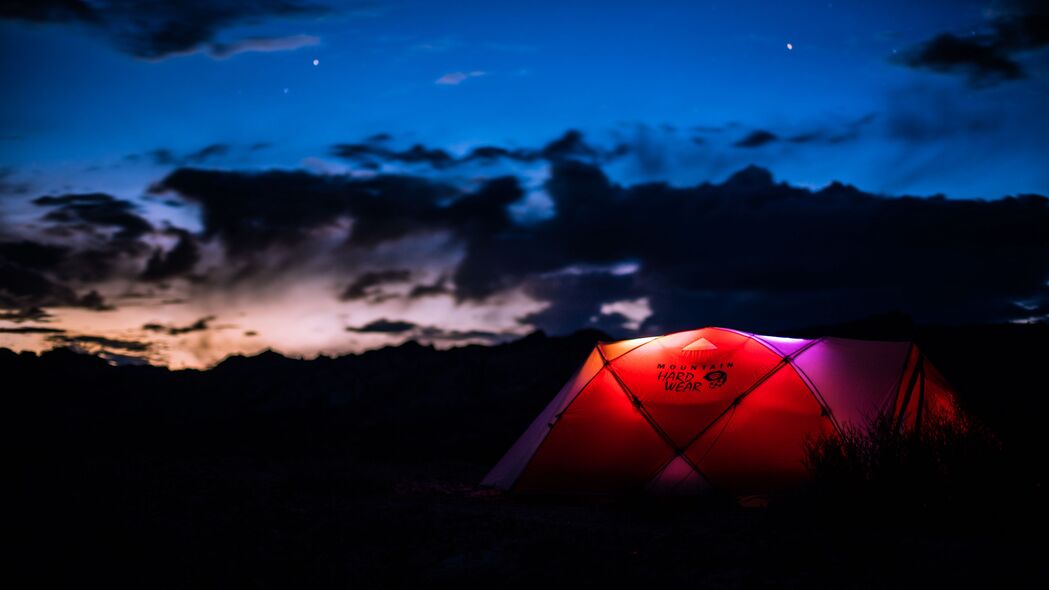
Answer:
[3,0,1046,197]
[1,1,1046,366]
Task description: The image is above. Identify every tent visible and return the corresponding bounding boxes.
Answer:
[483,327,960,496]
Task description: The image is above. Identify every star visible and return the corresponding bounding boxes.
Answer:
[312,59,320,66]
[786,42,793,50]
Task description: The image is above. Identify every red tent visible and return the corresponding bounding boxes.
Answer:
[483,327,960,496]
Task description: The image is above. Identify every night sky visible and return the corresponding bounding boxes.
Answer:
[1,0,1047,367]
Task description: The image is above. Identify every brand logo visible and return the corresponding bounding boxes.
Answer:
[704,370,728,389]
[655,362,732,393]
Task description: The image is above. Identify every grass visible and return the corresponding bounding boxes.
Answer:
[800,411,1006,518]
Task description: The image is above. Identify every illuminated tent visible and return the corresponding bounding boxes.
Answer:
[483,327,960,496]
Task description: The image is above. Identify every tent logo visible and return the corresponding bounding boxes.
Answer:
[656,363,732,393]
[704,370,728,389]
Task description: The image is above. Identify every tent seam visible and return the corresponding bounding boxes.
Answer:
[603,362,716,491]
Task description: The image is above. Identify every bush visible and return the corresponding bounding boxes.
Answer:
[801,412,1003,516]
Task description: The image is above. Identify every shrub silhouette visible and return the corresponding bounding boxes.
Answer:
[803,410,1003,515]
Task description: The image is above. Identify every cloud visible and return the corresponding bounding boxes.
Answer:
[682,116,878,157]
[184,143,231,164]
[895,6,1049,86]
[140,229,201,282]
[47,334,150,352]
[142,316,215,335]
[207,34,319,59]
[33,193,152,241]
[26,193,159,288]
[347,318,417,333]
[4,130,1047,352]
[346,318,504,342]
[407,277,450,298]
[150,167,463,256]
[0,306,52,323]
[331,130,629,170]
[332,143,456,168]
[599,297,652,331]
[131,143,235,166]
[0,1,331,60]
[0,240,116,311]
[733,130,779,148]
[1,191,204,319]
[787,114,878,145]
[435,70,486,85]
[340,269,411,300]
[517,270,639,336]
[414,325,505,342]
[0,326,65,334]
[451,161,1048,333]
[153,146,1046,335]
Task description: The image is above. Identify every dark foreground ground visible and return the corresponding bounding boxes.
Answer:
[9,317,1049,587]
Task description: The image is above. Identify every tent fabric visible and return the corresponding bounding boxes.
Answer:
[483,327,961,496]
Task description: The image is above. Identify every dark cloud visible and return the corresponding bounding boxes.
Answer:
[896,9,1049,86]
[0,240,116,311]
[899,33,1023,85]
[331,130,629,170]
[47,334,150,352]
[151,166,521,260]
[10,126,1043,341]
[453,161,1048,333]
[0,306,52,323]
[331,143,456,168]
[345,318,504,342]
[0,259,73,309]
[538,129,600,160]
[152,168,455,256]
[73,290,113,311]
[0,0,96,22]
[415,325,505,342]
[347,319,417,333]
[134,144,233,166]
[0,326,65,334]
[788,113,878,145]
[0,239,68,271]
[340,269,411,301]
[733,130,779,148]
[151,149,1048,335]
[0,1,330,60]
[33,193,152,240]
[143,149,177,166]
[518,271,638,337]
[25,194,155,290]
[407,277,450,299]
[184,143,230,164]
[142,316,214,335]
[140,229,201,282]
